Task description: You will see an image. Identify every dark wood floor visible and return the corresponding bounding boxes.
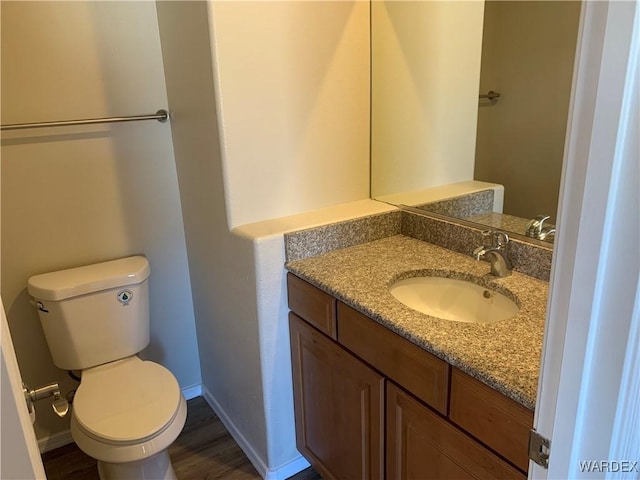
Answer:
[42,396,320,480]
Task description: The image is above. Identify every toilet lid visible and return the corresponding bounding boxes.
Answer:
[73,357,182,444]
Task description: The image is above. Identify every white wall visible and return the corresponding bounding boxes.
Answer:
[155,0,271,471]
[210,1,370,227]
[370,1,484,197]
[0,1,200,447]
[157,1,372,477]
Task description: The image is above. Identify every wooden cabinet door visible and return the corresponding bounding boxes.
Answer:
[338,302,450,414]
[289,313,384,480]
[387,383,525,480]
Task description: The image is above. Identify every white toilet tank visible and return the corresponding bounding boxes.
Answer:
[27,256,151,371]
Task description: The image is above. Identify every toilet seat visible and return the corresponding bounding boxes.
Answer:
[73,356,182,445]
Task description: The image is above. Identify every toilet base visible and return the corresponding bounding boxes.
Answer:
[97,450,177,480]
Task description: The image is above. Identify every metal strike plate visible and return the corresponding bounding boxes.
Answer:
[528,429,551,469]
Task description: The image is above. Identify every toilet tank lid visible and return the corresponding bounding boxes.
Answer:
[27,256,150,301]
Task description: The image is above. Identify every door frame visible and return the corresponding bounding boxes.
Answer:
[1,298,47,479]
[532,0,640,478]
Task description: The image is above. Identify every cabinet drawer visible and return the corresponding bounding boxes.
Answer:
[287,273,337,339]
[449,368,534,472]
[337,302,449,415]
[387,382,525,480]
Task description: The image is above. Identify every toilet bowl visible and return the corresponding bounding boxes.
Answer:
[27,256,186,479]
[70,356,187,479]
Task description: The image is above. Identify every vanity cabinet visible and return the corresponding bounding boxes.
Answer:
[287,273,532,479]
[449,369,534,472]
[289,313,385,480]
[337,302,449,415]
[387,383,523,480]
[288,272,338,339]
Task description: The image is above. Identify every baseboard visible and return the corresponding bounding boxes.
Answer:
[201,387,309,480]
[39,429,73,454]
[201,387,270,476]
[38,383,204,453]
[265,455,310,480]
[181,383,202,400]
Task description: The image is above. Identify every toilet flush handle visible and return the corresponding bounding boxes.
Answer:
[28,299,49,313]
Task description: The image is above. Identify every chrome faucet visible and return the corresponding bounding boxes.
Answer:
[473,230,512,277]
[525,215,556,241]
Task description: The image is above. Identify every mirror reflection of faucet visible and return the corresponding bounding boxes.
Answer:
[473,230,513,277]
[526,215,556,241]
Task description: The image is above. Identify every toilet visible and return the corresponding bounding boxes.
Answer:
[27,256,187,480]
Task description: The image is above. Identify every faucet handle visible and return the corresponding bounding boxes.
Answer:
[493,231,510,247]
[480,230,509,248]
[480,230,494,246]
[538,227,556,241]
[526,215,551,237]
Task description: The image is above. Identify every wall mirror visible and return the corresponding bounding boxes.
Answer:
[370,0,581,243]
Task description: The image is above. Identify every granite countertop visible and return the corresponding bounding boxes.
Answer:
[285,234,548,410]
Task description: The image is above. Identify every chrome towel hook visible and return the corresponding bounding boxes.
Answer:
[479,90,501,103]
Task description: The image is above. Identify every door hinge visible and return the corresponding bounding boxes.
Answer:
[528,429,551,469]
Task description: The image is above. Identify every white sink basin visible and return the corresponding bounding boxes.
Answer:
[389,276,519,324]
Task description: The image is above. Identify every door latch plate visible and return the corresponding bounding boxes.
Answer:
[528,429,551,468]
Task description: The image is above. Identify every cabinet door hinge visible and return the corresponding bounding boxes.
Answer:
[528,429,551,469]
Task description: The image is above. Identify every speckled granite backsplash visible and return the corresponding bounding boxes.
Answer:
[416,189,494,218]
[285,210,401,262]
[285,207,552,281]
[401,212,553,281]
